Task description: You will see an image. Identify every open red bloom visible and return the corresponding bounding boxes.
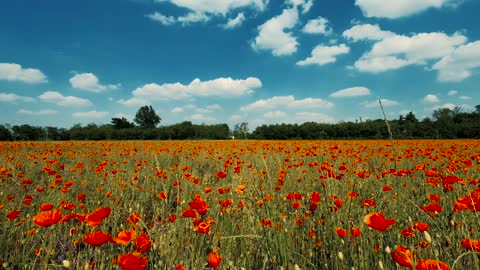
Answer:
[86,207,111,227]
[415,259,451,270]
[414,222,429,232]
[196,221,211,234]
[461,238,480,252]
[420,203,443,213]
[135,231,152,253]
[33,209,63,227]
[118,253,147,270]
[453,188,480,212]
[350,227,361,238]
[335,227,347,238]
[6,209,20,220]
[181,209,197,218]
[216,171,227,179]
[363,212,396,231]
[114,230,137,245]
[40,203,54,211]
[309,191,321,204]
[208,250,222,269]
[391,245,413,268]
[84,231,113,246]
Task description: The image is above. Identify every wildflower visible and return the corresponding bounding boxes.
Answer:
[460,238,480,252]
[391,245,413,268]
[84,231,113,246]
[335,227,347,238]
[415,259,451,270]
[6,209,20,221]
[135,231,152,253]
[85,207,111,227]
[118,253,147,270]
[208,250,222,269]
[114,230,137,245]
[33,209,63,227]
[363,212,396,231]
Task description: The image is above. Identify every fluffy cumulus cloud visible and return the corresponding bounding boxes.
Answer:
[432,40,480,82]
[17,109,57,115]
[38,91,93,107]
[191,113,217,123]
[363,98,399,108]
[0,63,47,83]
[329,87,371,98]
[423,94,440,103]
[121,77,261,104]
[171,107,184,113]
[297,44,350,66]
[355,0,458,18]
[0,93,35,103]
[69,73,120,92]
[302,16,332,35]
[223,13,245,29]
[252,8,299,56]
[240,95,333,112]
[72,110,109,118]
[342,24,395,41]
[148,0,267,26]
[448,90,458,96]
[354,32,467,73]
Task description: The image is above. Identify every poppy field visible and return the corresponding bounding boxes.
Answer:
[1,139,480,269]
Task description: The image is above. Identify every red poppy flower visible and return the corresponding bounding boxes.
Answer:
[309,191,321,204]
[335,227,347,238]
[461,238,480,252]
[414,222,429,232]
[114,230,137,245]
[415,259,451,270]
[39,203,54,211]
[362,199,377,207]
[6,209,20,220]
[181,209,197,218]
[350,227,361,238]
[33,209,63,227]
[363,212,396,231]
[135,231,151,253]
[196,221,211,234]
[216,171,227,179]
[453,188,480,212]
[292,201,301,209]
[420,203,443,213]
[208,250,222,269]
[84,231,113,247]
[118,253,147,270]
[391,245,413,268]
[86,207,111,227]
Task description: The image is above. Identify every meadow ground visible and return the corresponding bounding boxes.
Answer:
[0,140,479,270]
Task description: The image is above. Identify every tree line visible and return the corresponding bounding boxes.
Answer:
[1,105,479,141]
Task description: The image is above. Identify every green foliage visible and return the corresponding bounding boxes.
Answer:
[134,105,161,128]
[111,117,135,129]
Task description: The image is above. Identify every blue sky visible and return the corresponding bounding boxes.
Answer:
[1,0,479,129]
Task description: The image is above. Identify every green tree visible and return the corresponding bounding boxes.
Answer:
[134,106,161,128]
[111,117,135,129]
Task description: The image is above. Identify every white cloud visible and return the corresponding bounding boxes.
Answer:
[118,97,150,107]
[17,109,57,115]
[128,77,261,101]
[302,17,331,35]
[448,90,458,96]
[230,114,242,121]
[423,94,440,103]
[342,24,395,41]
[156,0,268,15]
[287,0,313,14]
[73,110,109,118]
[171,107,184,113]
[330,87,371,98]
[297,44,350,66]
[177,12,211,25]
[459,95,471,100]
[0,63,47,83]
[223,13,245,29]
[240,95,334,112]
[432,40,480,82]
[294,112,335,123]
[252,8,299,56]
[264,110,287,118]
[364,98,399,108]
[69,73,120,92]
[146,12,176,25]
[354,32,467,73]
[0,93,35,103]
[191,113,216,123]
[439,103,456,110]
[38,91,93,107]
[355,0,457,18]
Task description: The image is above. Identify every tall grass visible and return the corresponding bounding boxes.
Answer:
[0,140,479,269]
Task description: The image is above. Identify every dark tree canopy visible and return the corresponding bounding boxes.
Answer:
[111,117,135,129]
[134,106,161,128]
